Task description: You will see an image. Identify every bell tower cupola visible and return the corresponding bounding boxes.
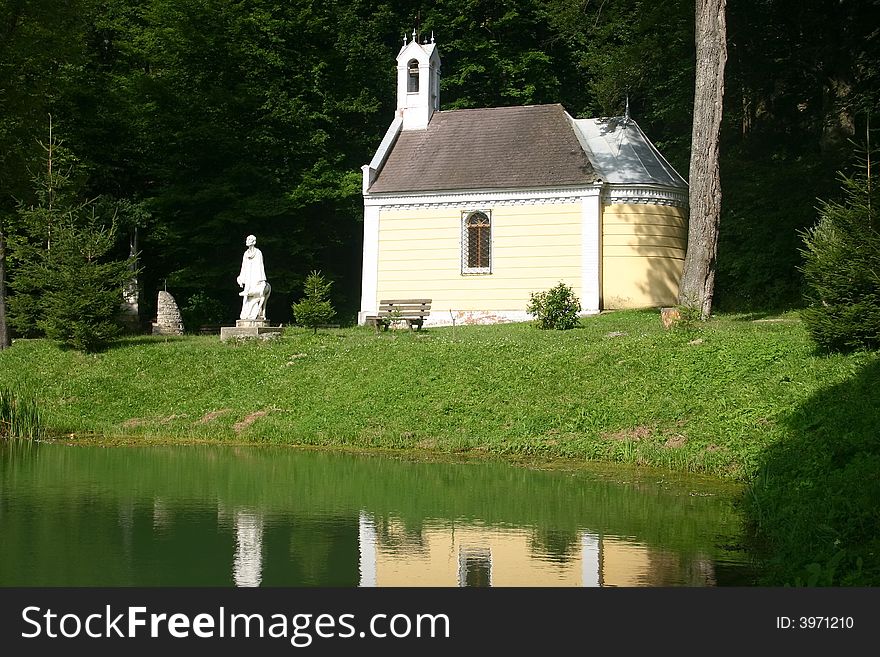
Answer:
[396,31,441,130]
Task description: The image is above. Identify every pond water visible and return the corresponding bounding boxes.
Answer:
[0,440,757,586]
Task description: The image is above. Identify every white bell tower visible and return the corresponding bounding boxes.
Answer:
[396,31,441,130]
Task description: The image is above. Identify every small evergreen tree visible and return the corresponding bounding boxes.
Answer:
[527,281,582,330]
[292,270,336,334]
[8,119,138,352]
[38,212,134,351]
[799,151,880,353]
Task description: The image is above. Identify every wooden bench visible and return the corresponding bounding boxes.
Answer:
[365,299,432,332]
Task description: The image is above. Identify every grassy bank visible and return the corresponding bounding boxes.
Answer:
[1,309,877,584]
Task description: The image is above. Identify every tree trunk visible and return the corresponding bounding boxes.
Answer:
[678,0,727,319]
[0,223,9,349]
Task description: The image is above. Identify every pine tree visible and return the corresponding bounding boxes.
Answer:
[799,150,880,352]
[8,119,138,352]
[292,270,336,334]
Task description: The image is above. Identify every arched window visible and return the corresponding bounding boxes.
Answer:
[407,59,419,93]
[463,211,491,273]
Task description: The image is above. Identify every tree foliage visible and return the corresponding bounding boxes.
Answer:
[37,211,135,352]
[716,0,880,311]
[0,0,878,333]
[0,0,93,347]
[8,123,137,352]
[292,270,336,333]
[799,153,880,353]
[69,0,399,323]
[180,292,227,333]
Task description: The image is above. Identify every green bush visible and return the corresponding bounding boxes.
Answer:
[292,270,336,333]
[181,292,227,332]
[799,159,880,353]
[526,282,582,330]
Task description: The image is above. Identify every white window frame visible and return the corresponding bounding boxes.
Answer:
[458,546,492,587]
[461,210,492,275]
[407,59,420,93]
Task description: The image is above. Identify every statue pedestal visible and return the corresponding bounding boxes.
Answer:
[220,321,283,342]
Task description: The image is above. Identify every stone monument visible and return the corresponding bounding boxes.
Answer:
[152,290,184,335]
[220,234,282,341]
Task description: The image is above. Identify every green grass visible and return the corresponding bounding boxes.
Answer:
[0,386,44,440]
[743,356,880,586]
[0,310,854,480]
[1,308,877,584]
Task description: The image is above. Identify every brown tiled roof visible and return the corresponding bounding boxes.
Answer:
[368,104,598,194]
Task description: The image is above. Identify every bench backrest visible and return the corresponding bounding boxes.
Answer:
[378,299,432,316]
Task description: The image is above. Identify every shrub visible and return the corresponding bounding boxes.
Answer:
[181,292,227,332]
[292,270,336,333]
[799,156,880,353]
[527,282,581,330]
[676,301,703,331]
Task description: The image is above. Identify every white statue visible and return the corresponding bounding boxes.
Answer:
[236,234,271,321]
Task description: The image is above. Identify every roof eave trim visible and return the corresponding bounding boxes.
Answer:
[364,184,603,208]
[362,117,403,194]
[603,183,689,208]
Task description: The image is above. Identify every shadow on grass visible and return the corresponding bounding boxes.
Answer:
[743,357,880,585]
[105,335,193,350]
[729,310,787,322]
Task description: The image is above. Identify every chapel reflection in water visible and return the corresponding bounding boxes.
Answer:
[216,509,720,588]
[355,512,717,587]
[0,441,746,587]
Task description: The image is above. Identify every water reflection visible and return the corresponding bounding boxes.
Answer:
[0,441,756,586]
[358,512,378,587]
[232,510,264,588]
[356,514,719,586]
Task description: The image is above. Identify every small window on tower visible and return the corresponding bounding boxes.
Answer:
[462,211,491,274]
[458,547,492,587]
[407,59,419,93]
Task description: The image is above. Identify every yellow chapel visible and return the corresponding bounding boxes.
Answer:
[359,36,688,326]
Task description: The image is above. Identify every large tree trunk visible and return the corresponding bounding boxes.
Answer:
[0,224,9,349]
[678,0,727,318]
